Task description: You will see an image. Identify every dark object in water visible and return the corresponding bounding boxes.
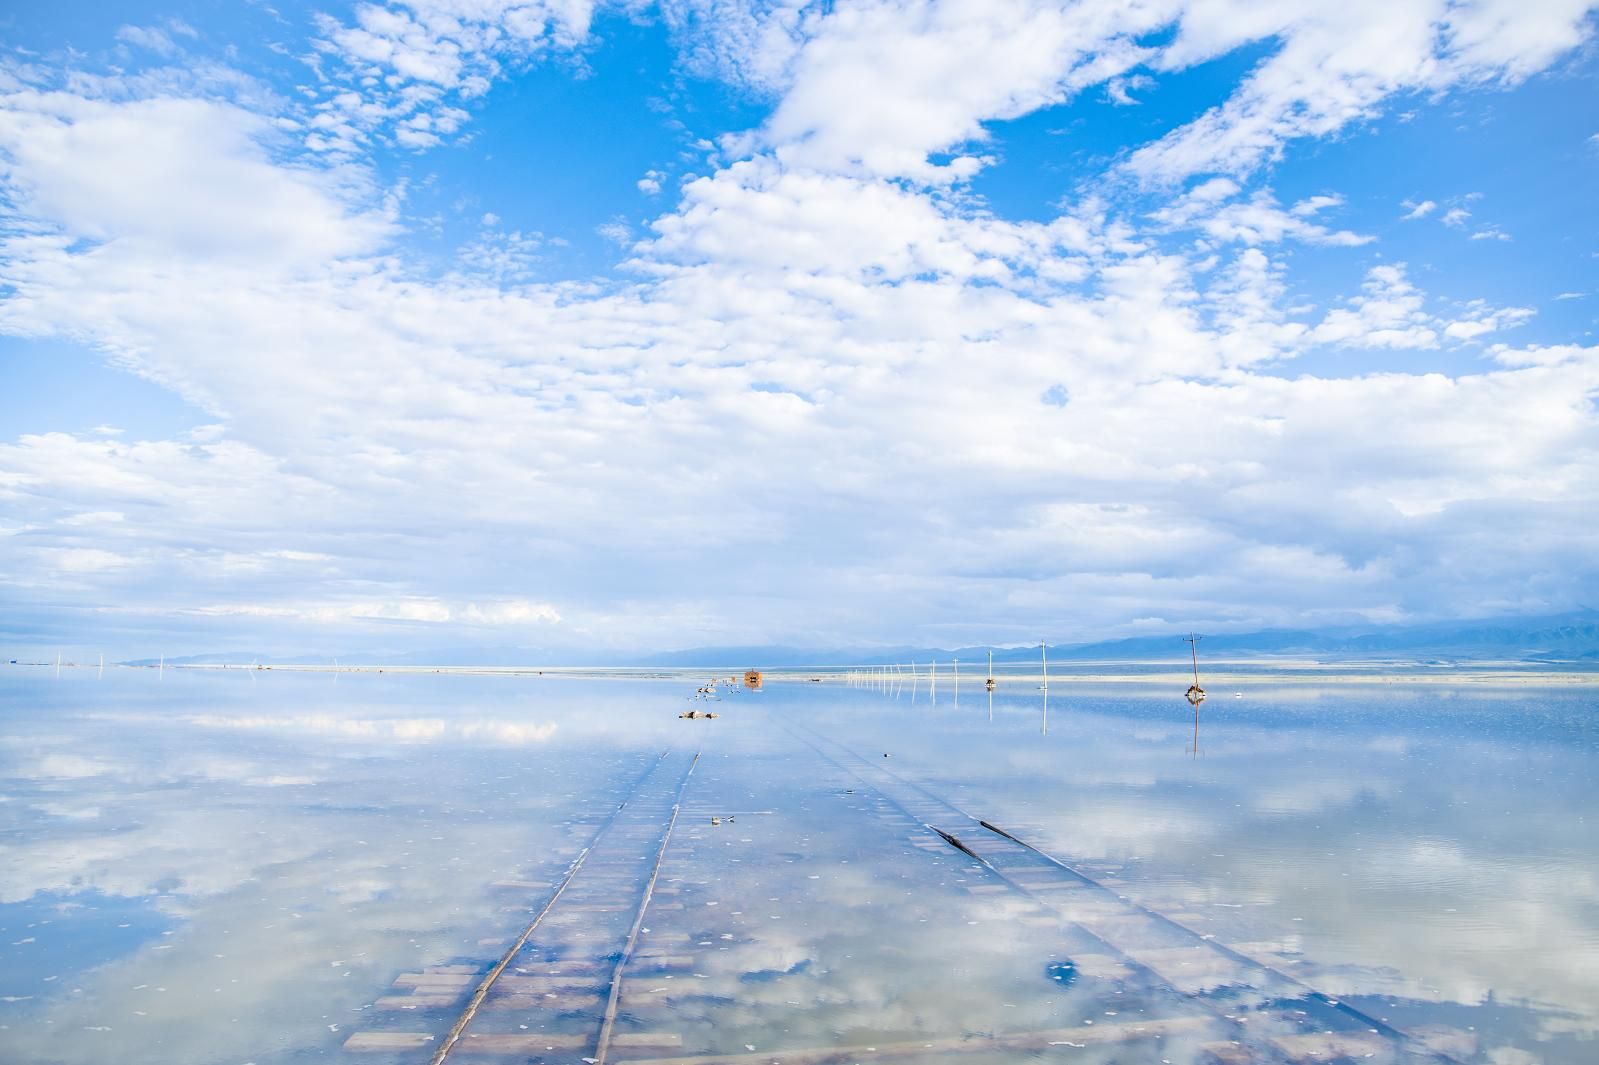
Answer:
[679,710,720,719]
[930,826,978,859]
[1184,634,1206,705]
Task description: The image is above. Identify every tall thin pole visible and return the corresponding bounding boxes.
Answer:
[1040,642,1048,690]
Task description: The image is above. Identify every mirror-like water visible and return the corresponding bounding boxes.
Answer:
[1,669,1595,1064]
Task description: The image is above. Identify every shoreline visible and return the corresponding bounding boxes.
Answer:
[17,661,1599,687]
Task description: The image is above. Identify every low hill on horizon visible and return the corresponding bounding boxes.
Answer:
[118,609,1599,669]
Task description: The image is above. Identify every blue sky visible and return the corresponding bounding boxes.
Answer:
[1,0,1597,658]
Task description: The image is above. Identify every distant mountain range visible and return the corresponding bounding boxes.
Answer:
[121,610,1599,669]
[637,610,1599,666]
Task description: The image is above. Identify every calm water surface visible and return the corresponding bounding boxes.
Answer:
[0,669,1594,1064]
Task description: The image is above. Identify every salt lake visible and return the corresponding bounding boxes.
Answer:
[1,668,1595,1064]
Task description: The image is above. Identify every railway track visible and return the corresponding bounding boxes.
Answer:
[342,745,701,1063]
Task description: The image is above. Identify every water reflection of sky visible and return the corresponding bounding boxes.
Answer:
[0,670,1594,1064]
[816,680,1599,1062]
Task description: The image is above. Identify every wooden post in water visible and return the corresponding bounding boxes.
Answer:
[1184,634,1206,756]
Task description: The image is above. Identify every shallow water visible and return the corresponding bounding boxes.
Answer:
[0,669,1595,1064]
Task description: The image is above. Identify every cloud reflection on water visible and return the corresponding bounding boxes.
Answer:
[826,682,1599,1061]
[0,672,1595,1064]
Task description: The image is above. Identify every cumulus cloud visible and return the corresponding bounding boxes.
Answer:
[1127,0,1598,182]
[637,168,665,195]
[0,92,393,272]
[1151,179,1372,246]
[1309,264,1440,349]
[0,2,1596,654]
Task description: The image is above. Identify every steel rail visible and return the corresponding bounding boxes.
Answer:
[592,747,701,1065]
[430,749,678,1065]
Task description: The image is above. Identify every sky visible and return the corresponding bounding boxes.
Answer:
[1,0,1597,660]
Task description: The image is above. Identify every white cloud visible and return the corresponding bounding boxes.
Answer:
[308,0,596,152]
[1400,199,1436,219]
[1442,300,1535,341]
[1306,266,1536,351]
[115,25,183,57]
[183,597,560,625]
[754,0,1166,181]
[1442,206,1472,227]
[455,227,543,282]
[637,168,665,195]
[660,0,823,93]
[1310,264,1438,349]
[1151,180,1373,246]
[1127,0,1597,182]
[597,217,632,243]
[1,7,1597,653]
[1106,72,1156,105]
[0,92,393,272]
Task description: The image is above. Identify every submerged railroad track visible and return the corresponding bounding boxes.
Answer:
[343,744,701,1062]
[338,712,1469,1065]
[782,718,1467,1065]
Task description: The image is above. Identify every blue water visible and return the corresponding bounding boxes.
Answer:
[0,667,1594,1064]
